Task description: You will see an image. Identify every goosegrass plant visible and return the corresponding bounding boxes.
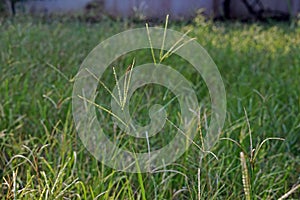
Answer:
[221,108,285,199]
[1,15,300,199]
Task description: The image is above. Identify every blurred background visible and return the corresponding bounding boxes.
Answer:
[2,0,300,21]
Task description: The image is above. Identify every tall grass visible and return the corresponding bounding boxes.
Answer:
[1,16,300,199]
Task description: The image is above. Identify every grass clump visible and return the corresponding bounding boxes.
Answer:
[1,16,300,199]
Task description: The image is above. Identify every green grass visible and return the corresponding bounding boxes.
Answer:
[1,16,300,199]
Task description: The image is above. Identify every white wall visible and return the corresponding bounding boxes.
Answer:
[18,0,300,19]
[22,0,92,13]
[103,0,215,19]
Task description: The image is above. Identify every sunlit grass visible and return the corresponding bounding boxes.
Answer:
[1,16,300,199]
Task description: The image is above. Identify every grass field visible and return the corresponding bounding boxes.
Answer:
[1,16,300,199]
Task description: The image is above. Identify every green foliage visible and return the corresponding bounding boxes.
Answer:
[1,17,300,199]
[0,0,25,16]
[0,1,7,15]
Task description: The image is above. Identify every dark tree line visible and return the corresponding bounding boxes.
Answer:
[222,0,291,21]
[1,0,20,15]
